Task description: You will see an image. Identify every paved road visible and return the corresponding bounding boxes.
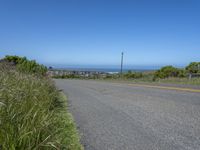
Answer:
[55,79,200,150]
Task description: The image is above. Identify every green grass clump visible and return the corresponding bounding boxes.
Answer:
[0,65,82,149]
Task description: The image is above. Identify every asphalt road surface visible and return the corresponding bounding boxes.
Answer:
[55,79,200,150]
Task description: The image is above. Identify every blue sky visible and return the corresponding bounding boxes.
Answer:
[0,0,200,69]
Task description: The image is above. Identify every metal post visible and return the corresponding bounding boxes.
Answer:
[120,52,124,77]
[189,73,192,80]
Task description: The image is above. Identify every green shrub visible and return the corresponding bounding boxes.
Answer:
[154,66,185,79]
[3,55,47,76]
[177,69,187,78]
[123,71,143,79]
[185,62,200,73]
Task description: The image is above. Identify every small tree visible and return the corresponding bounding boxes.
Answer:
[185,62,200,73]
[154,66,181,79]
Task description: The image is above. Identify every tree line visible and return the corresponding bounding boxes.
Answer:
[153,62,200,79]
[119,62,200,80]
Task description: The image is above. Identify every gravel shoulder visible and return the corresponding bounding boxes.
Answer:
[55,79,200,150]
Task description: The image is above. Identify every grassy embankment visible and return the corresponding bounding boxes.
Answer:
[0,59,83,149]
[100,71,200,85]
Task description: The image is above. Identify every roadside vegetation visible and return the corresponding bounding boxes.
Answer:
[0,56,82,150]
[52,62,200,85]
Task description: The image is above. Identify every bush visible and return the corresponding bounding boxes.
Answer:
[185,62,200,73]
[177,69,187,78]
[124,71,143,79]
[3,55,47,76]
[154,66,184,79]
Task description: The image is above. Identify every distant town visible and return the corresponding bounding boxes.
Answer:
[47,68,110,78]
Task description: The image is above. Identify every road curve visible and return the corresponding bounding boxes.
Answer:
[55,79,200,150]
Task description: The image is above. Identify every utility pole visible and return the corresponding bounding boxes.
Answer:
[120,52,124,77]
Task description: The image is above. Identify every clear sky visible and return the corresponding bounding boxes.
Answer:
[0,0,199,69]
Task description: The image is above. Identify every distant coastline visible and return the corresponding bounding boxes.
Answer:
[51,68,156,73]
